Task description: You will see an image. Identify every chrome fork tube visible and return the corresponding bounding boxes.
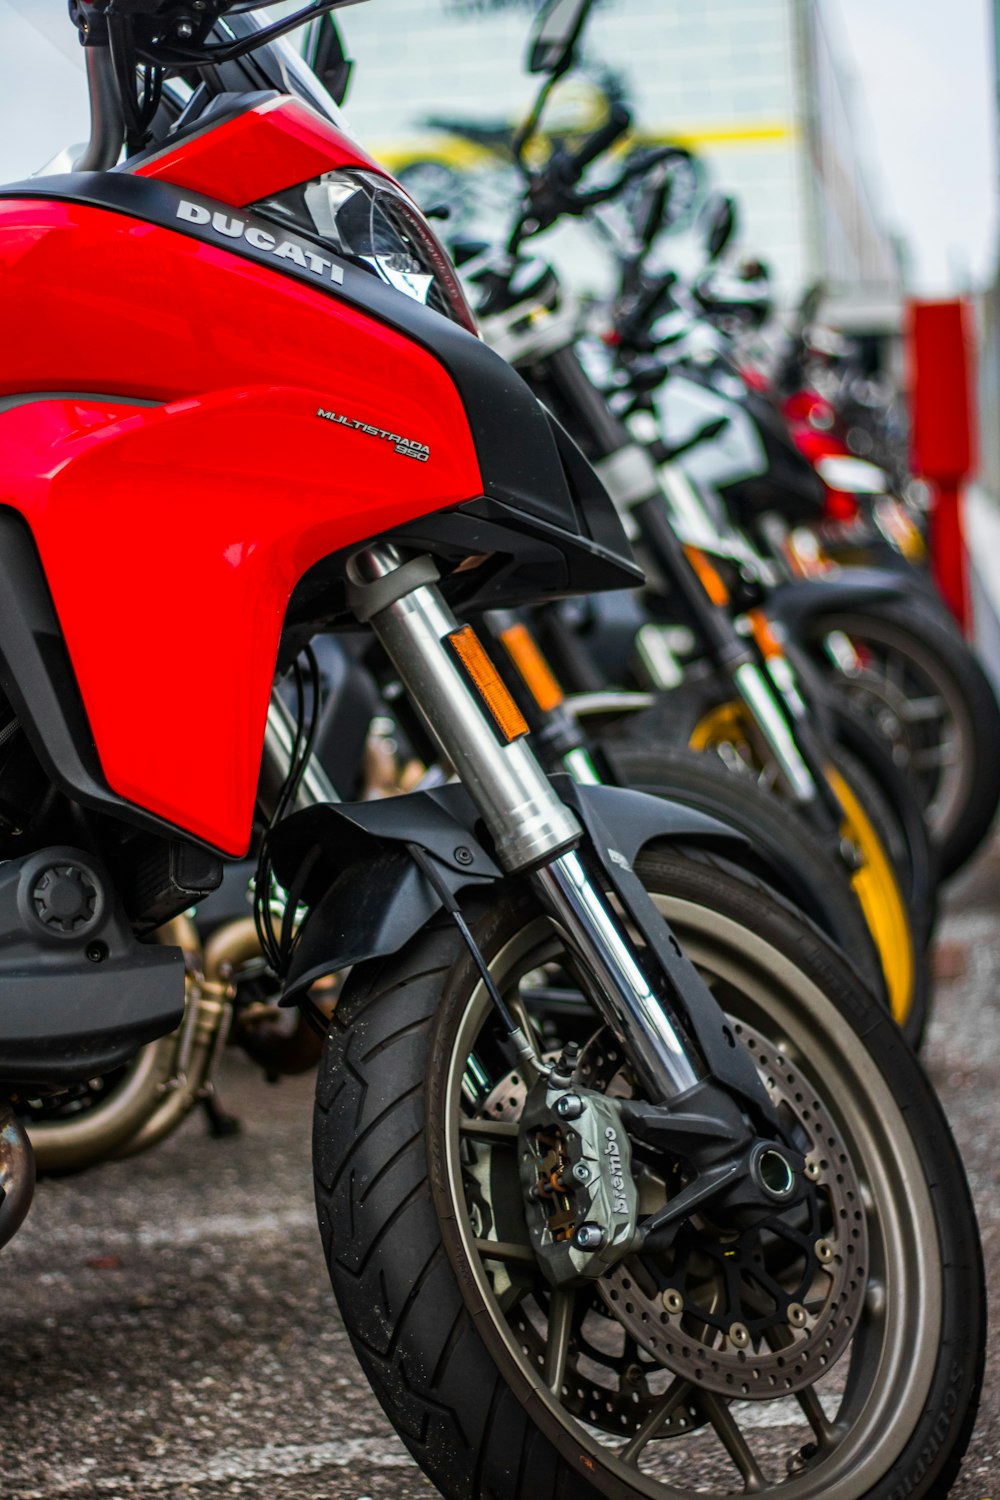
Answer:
[532,851,700,1098]
[352,546,581,871]
[354,545,701,1100]
[731,660,818,804]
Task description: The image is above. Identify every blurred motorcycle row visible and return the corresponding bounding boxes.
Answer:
[1,2,992,1495]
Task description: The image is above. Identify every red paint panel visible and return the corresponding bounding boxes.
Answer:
[131,96,387,206]
[907,299,976,630]
[0,200,482,853]
[926,483,971,633]
[781,392,860,522]
[907,299,977,483]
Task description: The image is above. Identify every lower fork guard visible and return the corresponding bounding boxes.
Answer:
[274,776,782,1140]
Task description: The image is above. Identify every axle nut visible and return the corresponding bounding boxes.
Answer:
[754,1145,796,1199]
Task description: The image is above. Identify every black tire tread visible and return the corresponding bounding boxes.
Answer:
[602,740,885,999]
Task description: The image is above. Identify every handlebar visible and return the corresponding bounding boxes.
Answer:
[69,0,358,70]
[510,102,631,248]
[560,101,632,184]
[509,110,694,260]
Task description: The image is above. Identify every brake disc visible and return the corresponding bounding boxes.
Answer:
[596,1018,869,1399]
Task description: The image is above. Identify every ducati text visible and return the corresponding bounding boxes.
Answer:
[175,201,345,284]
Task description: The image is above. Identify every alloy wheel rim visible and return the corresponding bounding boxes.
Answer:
[440,894,940,1496]
[815,617,972,843]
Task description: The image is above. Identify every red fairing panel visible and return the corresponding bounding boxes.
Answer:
[130,96,388,206]
[0,200,482,855]
[782,393,860,523]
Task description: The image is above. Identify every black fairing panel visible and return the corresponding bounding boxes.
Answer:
[719,390,827,524]
[388,408,645,609]
[0,168,639,600]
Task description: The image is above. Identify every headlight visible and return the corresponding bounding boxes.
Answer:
[252,168,478,334]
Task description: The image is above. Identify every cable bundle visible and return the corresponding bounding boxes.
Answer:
[253,646,321,981]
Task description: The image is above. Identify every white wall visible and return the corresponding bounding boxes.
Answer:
[336,0,811,296]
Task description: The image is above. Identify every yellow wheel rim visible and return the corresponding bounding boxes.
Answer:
[824,766,914,1026]
[689,702,757,756]
[689,703,914,1027]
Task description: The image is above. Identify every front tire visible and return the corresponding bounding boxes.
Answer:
[803,597,1000,877]
[612,689,931,1042]
[313,849,983,1498]
[602,741,885,1002]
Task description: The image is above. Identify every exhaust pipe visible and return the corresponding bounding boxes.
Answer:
[0,1101,35,1251]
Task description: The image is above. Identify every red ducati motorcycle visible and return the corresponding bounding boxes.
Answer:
[0,3,984,1496]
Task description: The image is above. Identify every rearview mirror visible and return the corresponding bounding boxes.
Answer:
[303,16,353,106]
[527,0,593,77]
[700,192,737,260]
[627,155,678,250]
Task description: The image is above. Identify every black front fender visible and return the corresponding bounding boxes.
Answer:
[769,568,910,636]
[272,780,747,1001]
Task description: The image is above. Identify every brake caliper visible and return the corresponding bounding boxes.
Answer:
[518,1075,639,1286]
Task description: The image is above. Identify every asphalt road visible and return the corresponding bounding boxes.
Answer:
[1,837,997,1500]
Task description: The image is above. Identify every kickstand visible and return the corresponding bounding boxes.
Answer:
[201,1091,242,1138]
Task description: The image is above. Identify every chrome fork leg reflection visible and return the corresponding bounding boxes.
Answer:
[351,545,581,871]
[352,544,701,1101]
[531,851,700,1100]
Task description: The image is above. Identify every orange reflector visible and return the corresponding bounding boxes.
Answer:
[683,545,730,606]
[747,608,785,660]
[499,623,564,712]
[448,626,529,742]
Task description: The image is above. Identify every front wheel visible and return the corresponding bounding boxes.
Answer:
[803,596,1000,877]
[615,689,930,1043]
[313,848,983,1499]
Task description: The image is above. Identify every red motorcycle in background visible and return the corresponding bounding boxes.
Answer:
[0,3,984,1497]
[772,307,1000,879]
